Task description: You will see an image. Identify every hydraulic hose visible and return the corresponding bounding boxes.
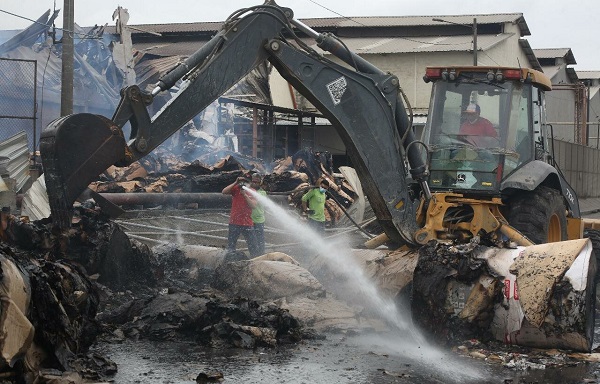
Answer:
[266,187,374,239]
[325,189,375,239]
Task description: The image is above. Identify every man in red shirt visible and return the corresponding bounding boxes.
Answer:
[222,175,257,256]
[459,103,499,147]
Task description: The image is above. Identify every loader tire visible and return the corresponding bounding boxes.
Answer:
[504,186,567,244]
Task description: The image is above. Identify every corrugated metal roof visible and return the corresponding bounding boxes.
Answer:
[577,71,600,80]
[106,13,528,36]
[20,175,50,221]
[0,131,30,193]
[135,33,513,58]
[105,21,223,35]
[135,55,183,90]
[518,39,542,71]
[301,13,527,32]
[533,48,576,64]
[134,41,208,57]
[566,67,579,83]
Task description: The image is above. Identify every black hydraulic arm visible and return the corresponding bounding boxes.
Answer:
[41,1,427,243]
[263,35,420,244]
[105,3,426,244]
[293,19,429,195]
[121,6,425,243]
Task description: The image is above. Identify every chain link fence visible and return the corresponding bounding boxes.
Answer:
[0,58,37,151]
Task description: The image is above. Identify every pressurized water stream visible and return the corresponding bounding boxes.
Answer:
[243,186,486,382]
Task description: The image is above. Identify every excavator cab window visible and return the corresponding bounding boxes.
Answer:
[532,87,550,161]
[424,72,534,193]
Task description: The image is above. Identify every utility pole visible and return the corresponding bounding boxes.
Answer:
[60,0,74,116]
[433,17,478,66]
[472,18,477,66]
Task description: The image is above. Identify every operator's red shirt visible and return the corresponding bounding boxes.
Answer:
[460,117,497,138]
[229,184,254,226]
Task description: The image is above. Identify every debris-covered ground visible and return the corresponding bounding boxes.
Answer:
[90,331,600,384]
[0,142,596,383]
[97,209,600,384]
[4,190,600,383]
[3,10,600,384]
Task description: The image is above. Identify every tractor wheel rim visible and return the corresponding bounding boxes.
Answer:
[548,213,561,242]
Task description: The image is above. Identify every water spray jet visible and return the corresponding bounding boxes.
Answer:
[242,186,488,382]
[244,186,420,337]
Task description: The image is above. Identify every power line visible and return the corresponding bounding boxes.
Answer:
[0,8,101,40]
[0,9,51,29]
[305,0,471,47]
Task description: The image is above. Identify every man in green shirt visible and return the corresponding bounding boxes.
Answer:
[250,173,267,256]
[301,178,329,233]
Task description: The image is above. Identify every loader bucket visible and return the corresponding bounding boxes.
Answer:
[39,113,128,229]
[410,239,596,352]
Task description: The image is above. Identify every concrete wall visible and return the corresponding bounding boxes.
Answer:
[357,36,532,112]
[553,139,600,198]
[544,68,579,142]
[305,28,532,114]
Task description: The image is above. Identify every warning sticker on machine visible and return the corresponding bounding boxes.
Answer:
[503,278,520,300]
[327,76,347,105]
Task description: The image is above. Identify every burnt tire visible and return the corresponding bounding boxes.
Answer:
[504,186,567,244]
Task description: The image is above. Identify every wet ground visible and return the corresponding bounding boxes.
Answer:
[92,327,600,384]
[104,209,600,384]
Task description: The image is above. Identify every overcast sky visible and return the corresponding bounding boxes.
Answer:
[1,0,598,70]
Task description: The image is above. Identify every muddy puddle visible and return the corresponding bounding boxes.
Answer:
[92,326,600,384]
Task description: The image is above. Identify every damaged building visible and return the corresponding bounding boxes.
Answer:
[3,8,600,195]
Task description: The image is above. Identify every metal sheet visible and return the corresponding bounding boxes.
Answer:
[0,131,30,192]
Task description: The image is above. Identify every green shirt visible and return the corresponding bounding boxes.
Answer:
[251,189,267,224]
[301,188,327,222]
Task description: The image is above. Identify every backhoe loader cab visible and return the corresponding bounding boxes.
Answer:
[422,66,552,195]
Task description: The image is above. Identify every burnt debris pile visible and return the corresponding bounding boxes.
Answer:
[0,204,312,382]
[98,291,307,349]
[411,241,503,344]
[88,147,361,227]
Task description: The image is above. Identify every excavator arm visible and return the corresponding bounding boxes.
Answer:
[40,1,428,245]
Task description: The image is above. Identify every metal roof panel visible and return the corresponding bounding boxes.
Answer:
[106,13,528,36]
[301,13,525,28]
[577,71,600,79]
[307,33,513,54]
[533,48,576,65]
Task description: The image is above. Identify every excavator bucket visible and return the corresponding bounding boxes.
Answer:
[39,113,128,229]
[358,238,596,352]
[410,238,596,352]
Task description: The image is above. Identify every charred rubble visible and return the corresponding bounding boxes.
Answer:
[411,238,596,351]
[89,145,359,227]
[0,204,313,382]
[411,240,504,344]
